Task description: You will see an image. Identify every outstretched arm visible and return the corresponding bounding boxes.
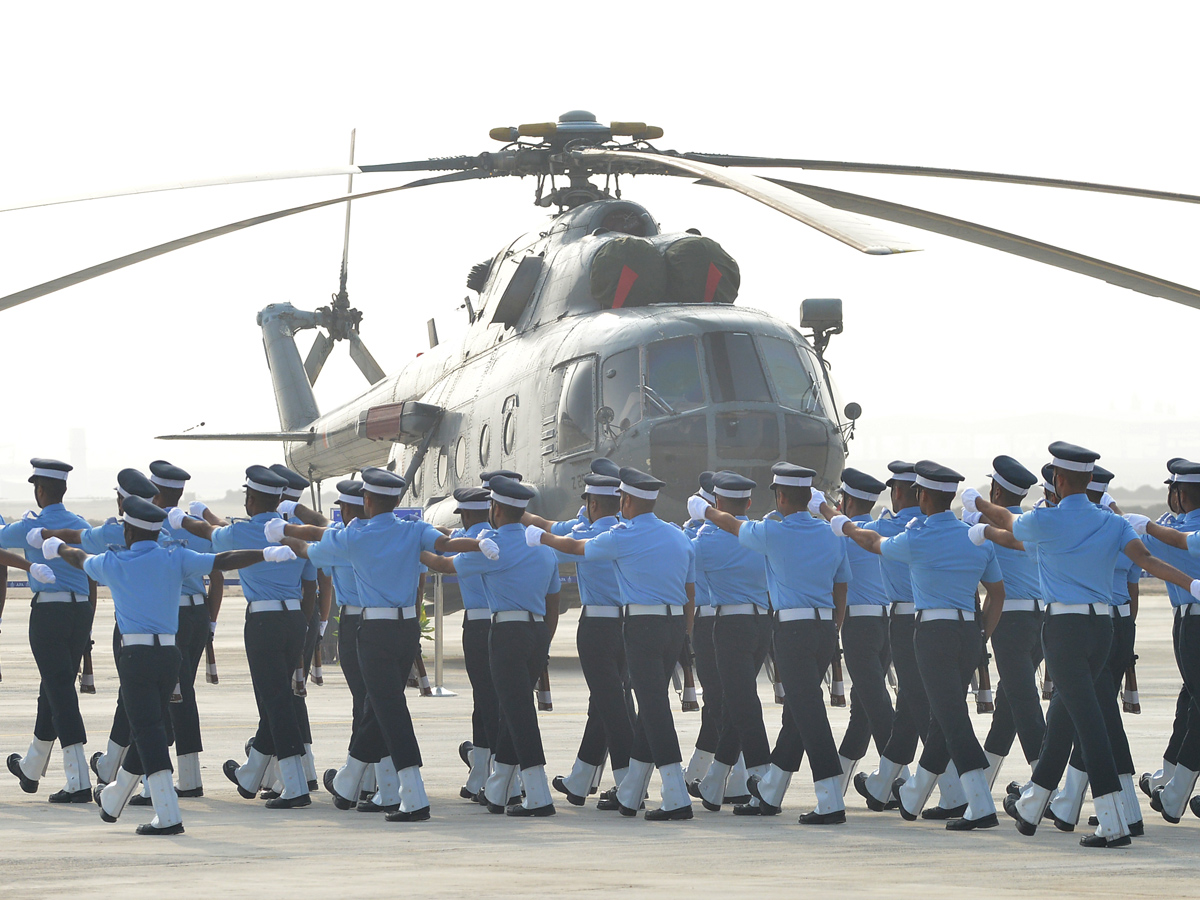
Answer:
[983,525,1025,552]
[420,551,456,575]
[178,515,216,542]
[0,548,36,573]
[840,520,884,555]
[40,527,84,544]
[968,491,1017,532]
[213,550,271,570]
[283,522,329,542]
[287,503,330,528]
[701,506,744,537]
[1145,520,1189,551]
[521,510,559,532]
[537,531,588,557]
[434,535,488,554]
[1125,540,1198,595]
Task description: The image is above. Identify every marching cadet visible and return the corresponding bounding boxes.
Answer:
[2,459,97,803]
[1039,463,1058,507]
[828,468,895,799]
[279,467,495,822]
[426,475,559,818]
[682,472,721,785]
[976,442,1199,847]
[691,462,850,824]
[852,461,927,811]
[531,467,696,821]
[49,496,295,834]
[520,473,635,807]
[172,465,318,809]
[687,471,772,813]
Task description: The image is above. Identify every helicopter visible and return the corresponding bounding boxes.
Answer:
[4,109,1200,526]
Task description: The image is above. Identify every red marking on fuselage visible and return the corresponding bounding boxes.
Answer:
[612,265,639,309]
[704,263,723,303]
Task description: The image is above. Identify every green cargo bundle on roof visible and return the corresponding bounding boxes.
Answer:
[588,234,667,309]
[660,234,740,305]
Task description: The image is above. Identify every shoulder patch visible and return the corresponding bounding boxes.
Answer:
[612,522,630,531]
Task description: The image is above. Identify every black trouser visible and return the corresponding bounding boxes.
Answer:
[1033,610,1120,797]
[108,623,133,748]
[337,611,367,754]
[1066,613,1134,774]
[984,608,1045,762]
[879,611,928,765]
[691,615,721,753]
[246,608,307,761]
[490,618,551,770]
[1170,611,1200,772]
[576,611,634,771]
[170,602,209,756]
[838,612,894,761]
[624,614,686,767]
[914,617,988,776]
[29,596,95,747]
[1165,684,1191,766]
[302,605,321,679]
[351,616,423,772]
[712,611,772,769]
[118,644,181,777]
[463,617,499,751]
[769,617,841,781]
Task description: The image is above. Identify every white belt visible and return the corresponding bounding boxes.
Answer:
[1177,603,1200,618]
[891,602,916,616]
[1046,601,1109,616]
[463,607,492,621]
[341,605,362,616]
[695,606,716,618]
[1112,604,1132,618]
[916,609,975,622]
[1003,598,1042,613]
[580,606,622,618]
[121,634,176,647]
[846,605,887,617]
[624,603,684,617]
[33,591,87,603]
[179,593,206,607]
[247,599,302,613]
[776,607,834,622]
[714,603,766,616]
[492,610,544,623]
[361,606,417,620]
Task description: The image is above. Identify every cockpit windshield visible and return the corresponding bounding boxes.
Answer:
[646,337,704,413]
[759,336,824,415]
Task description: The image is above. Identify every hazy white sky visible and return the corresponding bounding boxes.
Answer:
[1,2,1196,501]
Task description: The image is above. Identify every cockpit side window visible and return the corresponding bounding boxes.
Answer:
[760,336,824,414]
[555,357,597,457]
[646,337,705,413]
[703,332,771,403]
[602,347,642,431]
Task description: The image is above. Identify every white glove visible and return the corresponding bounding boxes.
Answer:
[968,523,988,546]
[188,501,208,517]
[576,505,587,521]
[167,507,186,529]
[29,563,55,584]
[277,500,298,516]
[961,509,982,526]
[41,536,64,560]
[25,528,45,549]
[524,526,545,548]
[262,545,297,563]
[807,489,826,515]
[1191,579,1200,601]
[263,518,287,543]
[829,515,850,537]
[1101,492,1115,509]
[686,494,710,522]
[209,620,217,635]
[319,619,328,637]
[1124,513,1149,536]
[961,487,982,514]
[480,537,500,560]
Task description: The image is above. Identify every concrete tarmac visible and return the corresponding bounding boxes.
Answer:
[0,584,1196,899]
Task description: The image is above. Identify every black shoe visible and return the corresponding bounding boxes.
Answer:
[946,813,998,831]
[724,793,752,805]
[507,803,556,817]
[48,788,92,804]
[1191,795,1200,819]
[853,772,886,812]
[223,760,256,800]
[89,752,106,784]
[1005,780,1023,798]
[259,789,281,801]
[733,802,778,816]
[323,770,357,810]
[1088,815,1098,826]
[1047,808,1076,833]
[1130,819,1145,836]
[1080,833,1131,848]
[7,754,38,794]
[618,801,641,817]
[128,793,152,806]
[1151,786,1181,824]
[552,775,586,807]
[892,778,918,821]
[686,779,703,799]
[265,793,311,809]
[356,798,399,813]
[176,787,203,798]
[799,808,846,825]
[747,775,782,816]
[458,741,473,768]
[1139,773,1154,798]
[93,786,118,822]
[922,803,968,820]
[596,788,621,811]
[645,805,693,821]
[460,786,476,800]
[307,779,318,792]
[487,801,509,814]
[473,788,488,805]
[1003,793,1038,836]
[387,806,432,822]
[136,821,185,836]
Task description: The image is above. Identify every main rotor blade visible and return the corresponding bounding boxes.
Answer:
[577,148,919,254]
[681,153,1200,206]
[763,177,1200,310]
[347,330,386,385]
[156,431,316,442]
[0,169,491,312]
[304,330,336,386]
[0,158,482,214]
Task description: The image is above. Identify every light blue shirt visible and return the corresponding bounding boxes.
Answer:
[1112,551,1141,606]
[306,512,441,609]
[210,512,317,603]
[318,521,361,611]
[844,514,888,607]
[1188,531,1200,555]
[683,519,712,608]
[583,513,695,607]
[1143,508,1200,607]
[81,519,127,554]
[859,506,922,604]
[454,522,561,614]
[737,511,851,610]
[0,503,90,595]
[84,541,214,635]
[880,511,1001,611]
[693,518,769,609]
[161,522,214,596]
[450,521,490,611]
[1013,493,1139,606]
[551,515,622,608]
[992,505,1042,601]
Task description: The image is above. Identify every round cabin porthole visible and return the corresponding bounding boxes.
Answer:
[436,447,448,488]
[454,435,467,479]
[503,411,517,454]
[479,424,491,466]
